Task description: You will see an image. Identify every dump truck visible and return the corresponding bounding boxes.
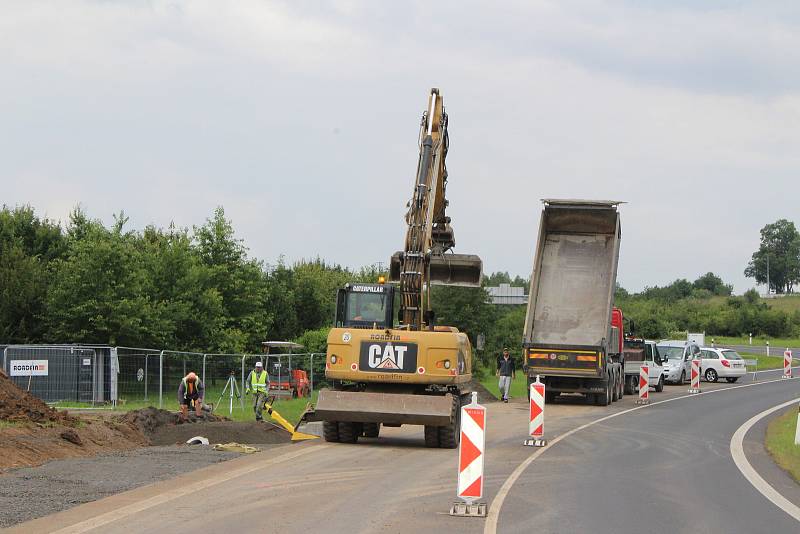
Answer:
[306,88,482,447]
[522,199,624,405]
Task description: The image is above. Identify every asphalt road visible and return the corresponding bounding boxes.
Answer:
[11,368,800,534]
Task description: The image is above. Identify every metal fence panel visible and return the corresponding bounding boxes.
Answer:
[2,345,97,404]
[114,346,162,407]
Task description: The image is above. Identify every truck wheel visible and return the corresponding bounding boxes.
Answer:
[438,394,462,449]
[611,374,619,402]
[338,422,359,443]
[618,372,624,399]
[424,425,439,448]
[363,423,380,438]
[545,390,557,403]
[323,421,340,442]
[596,382,610,406]
[292,388,298,399]
[656,376,664,392]
[624,375,635,395]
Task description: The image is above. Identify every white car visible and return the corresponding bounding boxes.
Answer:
[698,347,747,383]
[657,340,701,384]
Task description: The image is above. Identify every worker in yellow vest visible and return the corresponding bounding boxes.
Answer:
[245,360,270,421]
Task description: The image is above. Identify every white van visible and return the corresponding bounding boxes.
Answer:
[623,339,665,393]
[657,340,701,384]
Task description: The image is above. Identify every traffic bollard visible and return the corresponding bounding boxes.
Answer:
[524,375,547,447]
[450,392,487,517]
[688,359,701,393]
[636,365,649,405]
[784,349,793,379]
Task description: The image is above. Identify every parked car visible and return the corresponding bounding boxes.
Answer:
[697,347,747,383]
[623,339,665,393]
[657,340,701,384]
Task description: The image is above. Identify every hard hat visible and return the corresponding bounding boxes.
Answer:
[186,372,197,382]
[255,361,263,367]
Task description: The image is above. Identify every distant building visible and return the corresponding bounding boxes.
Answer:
[486,283,527,305]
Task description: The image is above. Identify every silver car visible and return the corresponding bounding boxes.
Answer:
[657,340,701,384]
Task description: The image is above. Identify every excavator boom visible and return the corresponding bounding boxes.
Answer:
[389,88,482,329]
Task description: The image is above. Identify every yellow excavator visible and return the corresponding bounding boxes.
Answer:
[306,88,482,448]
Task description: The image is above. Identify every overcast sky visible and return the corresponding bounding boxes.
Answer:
[3,1,799,293]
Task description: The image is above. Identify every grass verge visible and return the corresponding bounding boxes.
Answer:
[712,336,800,348]
[480,373,528,400]
[764,407,800,483]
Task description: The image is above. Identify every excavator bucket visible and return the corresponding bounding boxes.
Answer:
[389,252,483,287]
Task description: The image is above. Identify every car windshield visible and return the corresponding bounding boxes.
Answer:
[721,350,743,360]
[658,347,684,360]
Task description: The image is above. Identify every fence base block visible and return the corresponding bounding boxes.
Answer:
[449,502,487,517]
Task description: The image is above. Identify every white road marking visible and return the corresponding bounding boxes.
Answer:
[49,444,326,534]
[729,397,800,523]
[484,376,791,534]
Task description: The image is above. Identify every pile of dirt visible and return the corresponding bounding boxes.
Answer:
[0,371,75,425]
[118,407,292,446]
[118,407,226,436]
[0,416,149,471]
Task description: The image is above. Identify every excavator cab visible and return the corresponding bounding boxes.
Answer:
[335,283,395,329]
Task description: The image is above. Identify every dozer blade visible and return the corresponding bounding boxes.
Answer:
[389,252,483,287]
[263,398,319,441]
[308,390,454,426]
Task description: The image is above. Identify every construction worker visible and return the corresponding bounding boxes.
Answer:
[245,360,270,421]
[178,372,205,420]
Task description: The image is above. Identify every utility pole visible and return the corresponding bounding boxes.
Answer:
[766,254,770,295]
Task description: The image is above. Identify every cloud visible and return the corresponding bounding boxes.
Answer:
[1,1,799,294]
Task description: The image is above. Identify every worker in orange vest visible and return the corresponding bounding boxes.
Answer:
[178,372,205,420]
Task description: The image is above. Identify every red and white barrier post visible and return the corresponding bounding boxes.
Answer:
[783,349,793,379]
[450,392,487,517]
[688,358,701,393]
[524,375,547,447]
[636,364,649,405]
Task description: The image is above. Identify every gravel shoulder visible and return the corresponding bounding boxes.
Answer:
[0,442,285,528]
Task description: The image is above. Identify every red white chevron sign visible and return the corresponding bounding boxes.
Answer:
[689,358,701,393]
[457,395,486,502]
[529,380,544,437]
[784,350,793,379]
[638,364,649,403]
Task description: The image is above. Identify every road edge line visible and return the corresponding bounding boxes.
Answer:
[729,397,800,523]
[484,376,790,534]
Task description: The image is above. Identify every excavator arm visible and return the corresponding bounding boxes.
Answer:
[390,88,482,330]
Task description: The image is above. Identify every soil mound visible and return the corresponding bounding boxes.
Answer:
[118,407,292,446]
[119,407,226,435]
[0,370,75,425]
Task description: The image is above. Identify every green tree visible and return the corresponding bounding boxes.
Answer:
[745,219,800,294]
[693,272,733,296]
[0,206,66,342]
